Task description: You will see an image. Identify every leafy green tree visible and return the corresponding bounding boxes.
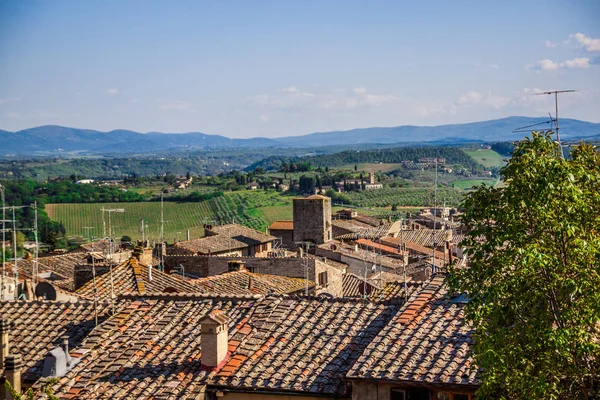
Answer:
[5,378,59,400]
[449,132,600,399]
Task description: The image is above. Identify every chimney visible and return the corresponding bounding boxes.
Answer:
[227,260,246,272]
[4,354,22,400]
[200,310,230,367]
[61,335,71,364]
[0,319,10,368]
[187,229,190,241]
[297,247,303,258]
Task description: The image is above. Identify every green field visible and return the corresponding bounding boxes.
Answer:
[46,190,293,242]
[464,149,505,168]
[451,179,497,190]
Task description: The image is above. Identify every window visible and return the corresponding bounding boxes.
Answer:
[318,271,328,286]
[435,393,473,400]
[390,389,405,400]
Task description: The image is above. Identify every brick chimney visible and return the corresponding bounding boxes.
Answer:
[200,310,230,367]
[4,354,22,400]
[0,319,10,368]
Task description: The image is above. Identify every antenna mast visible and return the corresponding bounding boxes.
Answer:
[1,184,5,299]
[534,89,576,159]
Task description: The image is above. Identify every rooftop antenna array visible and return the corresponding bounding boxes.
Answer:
[432,158,439,274]
[535,89,576,159]
[0,203,38,300]
[100,207,125,313]
[83,226,99,326]
[513,90,577,159]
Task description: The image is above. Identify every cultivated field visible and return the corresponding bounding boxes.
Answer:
[451,178,497,190]
[464,149,505,168]
[46,190,293,242]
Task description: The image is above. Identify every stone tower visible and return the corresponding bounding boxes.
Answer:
[293,195,332,245]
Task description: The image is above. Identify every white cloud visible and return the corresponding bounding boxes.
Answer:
[260,114,269,122]
[353,87,367,94]
[528,57,591,71]
[158,101,192,111]
[458,91,483,105]
[532,59,561,71]
[130,98,140,103]
[562,57,591,69]
[545,40,560,48]
[456,91,511,110]
[570,33,600,52]
[105,88,119,95]
[282,87,298,93]
[4,112,21,119]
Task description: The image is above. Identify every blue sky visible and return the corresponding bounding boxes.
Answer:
[1,0,599,138]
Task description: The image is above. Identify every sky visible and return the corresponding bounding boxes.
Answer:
[0,0,599,138]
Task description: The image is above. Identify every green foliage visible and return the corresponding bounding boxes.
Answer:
[449,132,600,399]
[5,378,59,400]
[252,146,481,171]
[335,187,464,208]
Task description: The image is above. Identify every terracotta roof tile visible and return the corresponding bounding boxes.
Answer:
[0,300,112,382]
[191,270,315,296]
[268,220,294,231]
[347,276,478,387]
[50,295,395,397]
[76,258,199,301]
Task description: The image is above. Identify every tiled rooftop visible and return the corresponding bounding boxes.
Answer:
[172,223,276,255]
[191,270,315,296]
[268,220,294,231]
[391,229,463,248]
[50,295,395,398]
[76,258,199,301]
[172,235,249,255]
[342,273,378,298]
[347,275,478,387]
[210,224,277,245]
[0,300,112,382]
[382,236,449,262]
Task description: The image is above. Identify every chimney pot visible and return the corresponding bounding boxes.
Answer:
[0,318,11,368]
[4,354,22,399]
[61,335,71,364]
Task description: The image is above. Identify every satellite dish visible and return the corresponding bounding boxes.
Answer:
[203,224,213,231]
[35,282,57,301]
[330,244,337,251]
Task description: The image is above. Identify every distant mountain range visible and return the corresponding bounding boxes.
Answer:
[2,116,599,156]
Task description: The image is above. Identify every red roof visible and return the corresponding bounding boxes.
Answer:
[268,220,294,231]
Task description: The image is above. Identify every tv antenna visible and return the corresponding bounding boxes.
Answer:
[534,89,576,159]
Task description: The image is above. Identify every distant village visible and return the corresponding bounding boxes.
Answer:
[0,192,474,399]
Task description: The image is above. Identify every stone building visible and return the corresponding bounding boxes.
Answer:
[293,195,332,245]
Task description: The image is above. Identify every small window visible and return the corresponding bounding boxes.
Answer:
[390,389,405,400]
[318,271,328,286]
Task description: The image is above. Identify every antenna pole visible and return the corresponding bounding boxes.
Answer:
[33,202,39,288]
[432,159,438,274]
[1,184,5,299]
[534,89,576,159]
[555,91,562,158]
[12,207,17,300]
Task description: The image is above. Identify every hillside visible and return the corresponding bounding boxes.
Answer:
[247,146,481,171]
[2,117,599,156]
